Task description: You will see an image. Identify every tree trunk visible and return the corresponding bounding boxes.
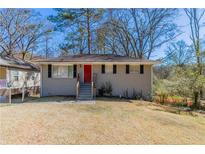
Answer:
[86,9,91,54]
[45,35,48,58]
[193,91,201,109]
[200,90,203,99]
[79,23,84,54]
[196,47,203,99]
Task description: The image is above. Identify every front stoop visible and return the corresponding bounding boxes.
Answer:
[78,83,93,100]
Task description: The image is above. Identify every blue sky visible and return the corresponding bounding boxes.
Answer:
[35,8,205,60]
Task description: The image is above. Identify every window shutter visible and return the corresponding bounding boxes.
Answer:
[140,65,144,74]
[126,65,129,74]
[101,64,105,74]
[48,64,52,78]
[73,65,77,78]
[113,65,117,74]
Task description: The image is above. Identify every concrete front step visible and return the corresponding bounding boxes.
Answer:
[80,89,91,91]
[80,84,91,87]
[80,90,91,92]
[79,94,91,97]
[80,87,91,90]
[80,83,91,86]
[78,97,93,100]
[78,83,93,100]
[80,86,91,89]
[79,92,92,96]
[78,94,92,99]
[80,85,91,87]
[80,88,91,91]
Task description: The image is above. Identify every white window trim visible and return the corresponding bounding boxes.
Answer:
[105,64,113,74]
[52,65,73,79]
[130,65,139,74]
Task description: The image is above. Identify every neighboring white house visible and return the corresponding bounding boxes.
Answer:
[0,55,40,96]
[36,54,159,100]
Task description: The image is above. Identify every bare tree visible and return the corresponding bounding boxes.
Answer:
[0,9,26,55]
[97,9,180,59]
[184,8,205,103]
[165,40,193,67]
[130,9,180,59]
[184,9,205,74]
[41,27,54,58]
[96,9,134,56]
[17,23,47,59]
[0,9,48,59]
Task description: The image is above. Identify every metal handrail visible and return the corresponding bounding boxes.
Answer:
[91,81,94,99]
[76,81,80,99]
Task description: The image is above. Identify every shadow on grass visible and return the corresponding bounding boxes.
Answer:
[96,96,132,103]
[150,104,195,116]
[0,96,76,104]
[2,96,134,105]
[25,96,76,103]
[77,105,112,113]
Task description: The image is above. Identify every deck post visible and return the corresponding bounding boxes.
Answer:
[76,81,80,99]
[22,85,25,102]
[9,87,11,104]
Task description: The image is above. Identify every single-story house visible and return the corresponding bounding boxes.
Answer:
[0,55,40,89]
[36,54,159,100]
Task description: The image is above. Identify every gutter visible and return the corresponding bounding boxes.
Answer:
[35,61,160,65]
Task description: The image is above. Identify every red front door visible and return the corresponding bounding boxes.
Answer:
[84,65,92,83]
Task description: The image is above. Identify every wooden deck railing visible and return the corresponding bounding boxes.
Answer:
[0,86,40,103]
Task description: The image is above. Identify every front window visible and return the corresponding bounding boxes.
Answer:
[106,65,113,73]
[130,65,138,73]
[12,71,19,81]
[52,65,73,78]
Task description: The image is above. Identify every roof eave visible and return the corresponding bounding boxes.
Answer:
[36,61,160,65]
[0,64,40,72]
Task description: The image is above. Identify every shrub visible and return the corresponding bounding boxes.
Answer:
[99,81,112,96]
[154,79,169,104]
[131,89,143,100]
[142,92,153,101]
[105,81,112,96]
[98,84,106,96]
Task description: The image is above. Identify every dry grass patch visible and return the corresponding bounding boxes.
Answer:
[0,97,205,144]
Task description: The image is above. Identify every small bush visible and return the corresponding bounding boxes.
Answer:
[105,81,112,96]
[131,89,142,100]
[136,90,143,100]
[142,92,153,101]
[98,84,106,96]
[98,81,112,96]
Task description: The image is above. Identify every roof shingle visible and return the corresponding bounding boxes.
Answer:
[0,55,39,71]
[35,54,159,64]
